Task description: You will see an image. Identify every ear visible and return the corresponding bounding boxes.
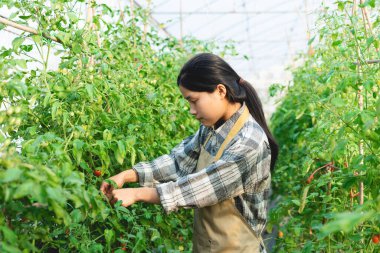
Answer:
[216,84,227,99]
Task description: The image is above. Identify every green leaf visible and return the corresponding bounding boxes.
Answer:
[359,0,375,8]
[130,147,136,166]
[32,35,42,44]
[13,181,35,199]
[72,42,82,54]
[320,211,375,237]
[115,140,126,165]
[50,201,69,224]
[20,44,33,52]
[18,15,32,20]
[150,228,160,241]
[366,36,375,47]
[67,12,79,23]
[298,186,309,213]
[85,84,94,100]
[0,243,22,253]
[72,139,85,165]
[47,186,66,204]
[101,63,109,74]
[360,111,375,129]
[14,59,27,69]
[103,129,112,141]
[1,168,23,183]
[104,229,115,247]
[70,209,84,223]
[331,97,345,107]
[307,35,315,45]
[51,101,60,120]
[40,166,60,184]
[376,97,380,117]
[292,199,300,206]
[55,31,71,45]
[0,226,18,243]
[12,37,24,51]
[333,139,348,157]
[337,2,345,11]
[332,40,342,47]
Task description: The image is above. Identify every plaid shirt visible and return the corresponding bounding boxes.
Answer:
[133,104,271,251]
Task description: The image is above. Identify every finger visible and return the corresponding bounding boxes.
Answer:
[100,182,109,193]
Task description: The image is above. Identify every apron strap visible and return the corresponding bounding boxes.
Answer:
[215,105,250,161]
[203,132,213,147]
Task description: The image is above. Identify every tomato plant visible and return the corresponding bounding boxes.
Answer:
[268,1,380,252]
[0,0,237,252]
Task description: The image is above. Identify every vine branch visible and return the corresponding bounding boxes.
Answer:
[0,15,62,44]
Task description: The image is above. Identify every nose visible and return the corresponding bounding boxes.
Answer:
[189,104,197,116]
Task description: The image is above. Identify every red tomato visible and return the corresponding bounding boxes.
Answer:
[93,170,102,177]
[372,235,380,244]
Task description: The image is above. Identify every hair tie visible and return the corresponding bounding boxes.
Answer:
[238,78,244,86]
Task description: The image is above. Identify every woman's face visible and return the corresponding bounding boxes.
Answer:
[179,84,228,127]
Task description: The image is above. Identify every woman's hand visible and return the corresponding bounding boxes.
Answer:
[110,188,138,207]
[100,169,138,201]
[110,187,161,207]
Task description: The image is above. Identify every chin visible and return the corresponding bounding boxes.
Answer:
[201,121,213,127]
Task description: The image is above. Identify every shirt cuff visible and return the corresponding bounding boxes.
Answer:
[132,161,156,187]
[156,181,180,214]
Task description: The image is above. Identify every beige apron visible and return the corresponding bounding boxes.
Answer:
[192,105,265,253]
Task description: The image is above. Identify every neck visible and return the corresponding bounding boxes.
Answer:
[222,102,242,121]
[213,102,242,129]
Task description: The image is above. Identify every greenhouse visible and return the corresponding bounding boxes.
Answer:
[0,0,379,252]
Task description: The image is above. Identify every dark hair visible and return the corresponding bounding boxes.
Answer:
[177,53,279,171]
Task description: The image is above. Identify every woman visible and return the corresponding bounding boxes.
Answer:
[100,53,279,253]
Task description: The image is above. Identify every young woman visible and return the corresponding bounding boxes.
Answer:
[100,53,279,253]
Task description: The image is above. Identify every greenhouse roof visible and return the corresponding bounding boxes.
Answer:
[0,0,324,116]
[135,0,322,79]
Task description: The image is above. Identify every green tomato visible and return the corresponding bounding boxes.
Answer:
[6,107,14,115]
[14,106,22,114]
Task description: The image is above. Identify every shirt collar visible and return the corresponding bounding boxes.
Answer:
[207,102,247,140]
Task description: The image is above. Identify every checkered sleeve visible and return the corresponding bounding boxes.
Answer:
[156,135,269,213]
[132,128,202,187]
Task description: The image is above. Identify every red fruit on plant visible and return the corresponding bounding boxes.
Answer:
[93,170,102,177]
[278,231,284,238]
[372,235,380,244]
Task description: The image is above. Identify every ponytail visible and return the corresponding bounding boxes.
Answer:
[239,79,279,171]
